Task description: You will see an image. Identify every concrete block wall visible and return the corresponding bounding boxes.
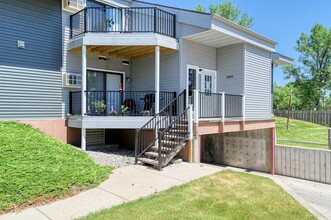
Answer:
[201,128,272,173]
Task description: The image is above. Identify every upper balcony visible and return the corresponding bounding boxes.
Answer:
[70,7,176,39]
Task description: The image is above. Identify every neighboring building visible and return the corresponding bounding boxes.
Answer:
[0,0,292,172]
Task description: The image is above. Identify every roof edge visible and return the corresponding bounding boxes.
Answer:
[272,53,294,66]
[133,0,211,15]
[212,14,278,46]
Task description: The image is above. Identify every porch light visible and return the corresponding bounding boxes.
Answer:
[126,77,131,82]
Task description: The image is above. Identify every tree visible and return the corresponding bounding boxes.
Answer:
[195,1,254,29]
[273,83,302,110]
[284,24,331,110]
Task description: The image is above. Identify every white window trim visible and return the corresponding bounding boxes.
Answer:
[63,72,82,88]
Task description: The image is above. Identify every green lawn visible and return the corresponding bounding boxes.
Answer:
[0,122,111,213]
[275,117,329,149]
[81,170,314,220]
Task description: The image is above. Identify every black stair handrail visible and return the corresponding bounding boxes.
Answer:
[135,90,186,163]
[157,106,190,169]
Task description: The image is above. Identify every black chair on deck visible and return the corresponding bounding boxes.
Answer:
[123,99,136,115]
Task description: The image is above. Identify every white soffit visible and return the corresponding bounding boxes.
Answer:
[183,30,243,48]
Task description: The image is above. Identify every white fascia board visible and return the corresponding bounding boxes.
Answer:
[95,0,131,7]
[67,33,179,50]
[272,53,294,66]
[211,16,277,52]
[82,116,154,129]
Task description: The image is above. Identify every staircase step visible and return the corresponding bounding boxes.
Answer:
[163,134,185,140]
[161,140,181,146]
[151,145,174,152]
[138,158,158,167]
[171,158,183,164]
[173,124,188,128]
[145,151,166,159]
[167,129,189,134]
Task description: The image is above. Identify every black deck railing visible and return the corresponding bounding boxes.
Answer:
[197,92,243,119]
[225,94,243,118]
[199,92,223,118]
[69,90,176,116]
[70,7,176,38]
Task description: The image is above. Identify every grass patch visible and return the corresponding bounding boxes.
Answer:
[81,170,314,220]
[0,121,111,213]
[275,117,329,149]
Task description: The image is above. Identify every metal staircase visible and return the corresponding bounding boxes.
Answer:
[135,90,191,170]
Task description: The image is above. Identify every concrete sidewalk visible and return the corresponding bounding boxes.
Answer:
[0,163,223,220]
[2,163,331,220]
[276,175,331,220]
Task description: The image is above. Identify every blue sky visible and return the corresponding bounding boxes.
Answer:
[144,0,331,86]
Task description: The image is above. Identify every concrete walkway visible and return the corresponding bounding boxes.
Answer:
[1,163,331,220]
[0,163,223,220]
[276,175,331,220]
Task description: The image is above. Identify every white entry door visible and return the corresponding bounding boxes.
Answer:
[200,69,217,93]
[198,69,217,118]
[106,74,122,114]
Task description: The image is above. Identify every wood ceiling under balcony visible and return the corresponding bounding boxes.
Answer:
[71,45,175,61]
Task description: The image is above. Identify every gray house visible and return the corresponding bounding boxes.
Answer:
[0,0,292,172]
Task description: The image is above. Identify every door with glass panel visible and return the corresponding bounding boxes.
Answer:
[87,70,122,115]
[87,70,105,115]
[187,66,217,118]
[200,69,218,118]
[188,67,198,105]
[86,0,122,32]
[106,74,122,114]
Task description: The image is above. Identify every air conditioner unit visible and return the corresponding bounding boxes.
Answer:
[63,0,86,11]
[63,73,82,88]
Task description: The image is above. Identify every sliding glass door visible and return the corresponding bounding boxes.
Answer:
[87,70,123,115]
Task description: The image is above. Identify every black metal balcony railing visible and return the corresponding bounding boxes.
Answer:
[70,7,176,38]
[69,91,176,116]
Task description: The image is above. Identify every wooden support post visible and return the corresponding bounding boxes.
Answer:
[328,129,331,150]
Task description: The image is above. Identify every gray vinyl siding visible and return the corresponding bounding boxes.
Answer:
[181,39,217,91]
[217,44,244,94]
[130,51,180,93]
[0,65,62,119]
[0,0,62,119]
[0,0,62,71]
[245,44,272,120]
